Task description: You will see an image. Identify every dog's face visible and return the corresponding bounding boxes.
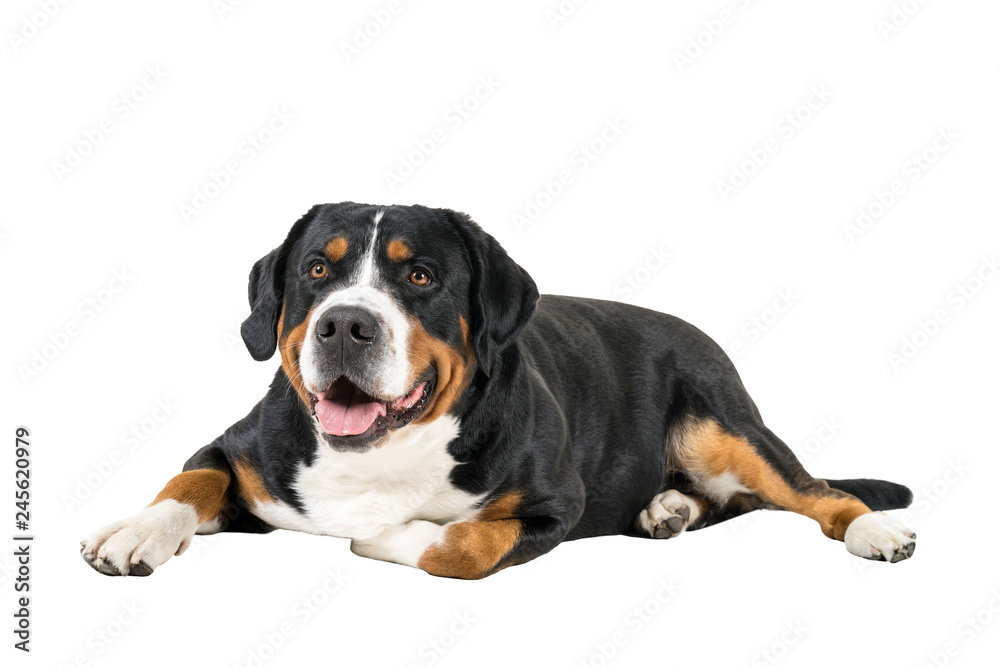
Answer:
[240,203,539,451]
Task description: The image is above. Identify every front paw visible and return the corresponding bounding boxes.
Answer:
[80,501,200,576]
[350,521,447,568]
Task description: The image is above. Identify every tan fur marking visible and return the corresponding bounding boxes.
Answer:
[477,491,523,521]
[150,469,230,523]
[232,459,273,506]
[386,239,412,263]
[325,236,348,262]
[676,418,870,540]
[277,304,313,408]
[418,492,523,579]
[407,316,475,424]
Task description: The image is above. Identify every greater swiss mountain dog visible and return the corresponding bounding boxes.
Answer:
[81,203,916,579]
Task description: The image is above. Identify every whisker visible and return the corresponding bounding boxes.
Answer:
[406,352,438,375]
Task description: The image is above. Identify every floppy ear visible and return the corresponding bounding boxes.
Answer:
[240,246,283,361]
[452,211,540,377]
[240,206,319,361]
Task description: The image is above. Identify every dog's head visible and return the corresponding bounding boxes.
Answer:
[240,203,538,451]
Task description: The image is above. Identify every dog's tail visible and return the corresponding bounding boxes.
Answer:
[823,478,913,511]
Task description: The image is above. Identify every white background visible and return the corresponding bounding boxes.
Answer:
[3,1,999,665]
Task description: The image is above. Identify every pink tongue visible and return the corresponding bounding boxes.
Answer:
[315,394,387,436]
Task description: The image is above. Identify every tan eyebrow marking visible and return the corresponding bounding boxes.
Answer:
[387,239,412,263]
[325,236,348,262]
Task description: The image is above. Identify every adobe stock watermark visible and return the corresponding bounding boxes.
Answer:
[233,568,350,667]
[405,611,475,667]
[843,126,958,244]
[17,268,135,385]
[877,0,932,41]
[716,85,832,202]
[0,554,17,588]
[896,459,972,527]
[791,417,843,465]
[672,0,756,73]
[854,458,969,576]
[224,320,246,354]
[340,0,416,63]
[213,0,250,20]
[727,288,798,358]
[886,254,996,372]
[918,587,1000,667]
[383,75,500,192]
[902,459,970,524]
[726,509,759,534]
[51,65,168,182]
[612,245,671,300]
[7,0,72,53]
[545,0,590,31]
[61,398,179,514]
[511,116,628,233]
[750,620,808,667]
[55,600,144,667]
[178,106,295,223]
[577,578,681,667]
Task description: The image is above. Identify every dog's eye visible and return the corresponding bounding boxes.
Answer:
[309,262,327,279]
[409,269,431,286]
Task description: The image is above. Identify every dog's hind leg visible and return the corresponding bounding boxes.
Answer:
[671,414,916,562]
[633,473,775,539]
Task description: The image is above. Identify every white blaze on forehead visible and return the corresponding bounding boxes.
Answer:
[299,208,413,398]
[357,208,384,286]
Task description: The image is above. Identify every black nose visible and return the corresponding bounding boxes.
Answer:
[315,306,380,346]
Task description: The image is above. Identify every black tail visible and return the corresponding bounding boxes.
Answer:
[824,478,913,511]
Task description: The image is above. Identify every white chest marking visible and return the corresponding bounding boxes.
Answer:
[249,416,483,541]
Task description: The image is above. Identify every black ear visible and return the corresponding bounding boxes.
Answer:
[451,211,540,377]
[240,206,319,361]
[240,246,283,361]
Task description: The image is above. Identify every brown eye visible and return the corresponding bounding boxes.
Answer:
[309,262,327,279]
[409,269,431,286]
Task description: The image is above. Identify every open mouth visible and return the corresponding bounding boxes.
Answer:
[308,375,432,439]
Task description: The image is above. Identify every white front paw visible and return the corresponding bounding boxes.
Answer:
[80,500,200,576]
[351,520,447,569]
[844,512,917,563]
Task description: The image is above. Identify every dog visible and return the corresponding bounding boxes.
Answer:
[81,202,916,578]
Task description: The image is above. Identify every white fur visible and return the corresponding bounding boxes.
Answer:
[254,208,476,567]
[690,471,751,505]
[299,283,413,397]
[80,500,207,575]
[249,416,483,542]
[635,489,702,537]
[844,511,917,562]
[350,519,448,568]
[357,208,383,285]
[298,208,413,398]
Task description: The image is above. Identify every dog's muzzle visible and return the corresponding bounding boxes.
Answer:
[304,305,430,441]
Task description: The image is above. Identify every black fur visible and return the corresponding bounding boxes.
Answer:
[240,206,319,361]
[179,203,912,572]
[824,478,913,511]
